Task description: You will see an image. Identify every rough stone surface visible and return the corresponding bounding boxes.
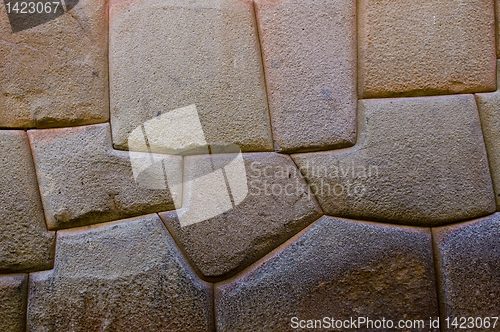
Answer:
[293,95,495,226]
[0,274,28,332]
[0,131,54,273]
[254,0,356,152]
[160,152,322,279]
[433,213,500,323]
[0,0,109,128]
[28,123,182,230]
[28,214,214,331]
[216,216,439,331]
[475,62,500,210]
[109,0,272,152]
[358,0,496,98]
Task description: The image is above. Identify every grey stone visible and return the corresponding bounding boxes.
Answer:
[0,274,28,332]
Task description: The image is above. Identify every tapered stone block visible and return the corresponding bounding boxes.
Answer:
[216,216,439,331]
[109,0,272,152]
[293,95,495,226]
[0,131,54,273]
[0,0,109,128]
[358,0,496,98]
[0,274,28,332]
[28,123,182,230]
[254,0,357,152]
[28,215,214,331]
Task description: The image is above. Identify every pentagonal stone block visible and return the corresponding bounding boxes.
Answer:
[254,0,356,152]
[358,0,496,98]
[109,0,272,152]
[293,95,495,226]
[28,214,214,331]
[0,0,109,128]
[28,123,182,230]
[433,213,500,324]
[160,152,322,279]
[0,274,28,332]
[0,131,54,273]
[216,216,439,331]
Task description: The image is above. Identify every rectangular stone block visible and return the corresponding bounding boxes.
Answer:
[0,274,27,332]
[358,0,496,98]
[254,0,357,152]
[0,0,109,128]
[109,0,273,152]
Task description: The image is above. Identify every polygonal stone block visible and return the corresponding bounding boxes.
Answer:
[358,0,496,98]
[0,131,54,273]
[28,214,214,331]
[28,123,182,230]
[254,0,357,152]
[160,152,322,279]
[293,95,495,226]
[109,0,273,152]
[433,213,500,323]
[0,274,28,332]
[0,0,109,128]
[216,216,439,331]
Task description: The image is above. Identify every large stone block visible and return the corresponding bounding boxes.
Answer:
[358,0,496,98]
[28,214,214,331]
[160,152,322,279]
[109,0,272,152]
[0,274,28,332]
[293,95,495,226]
[216,216,439,331]
[433,213,500,325]
[254,0,356,152]
[0,131,54,273]
[0,0,109,128]
[28,123,182,230]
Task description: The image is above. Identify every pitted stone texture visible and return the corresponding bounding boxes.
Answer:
[293,95,495,226]
[254,0,356,153]
[28,214,214,331]
[28,123,182,230]
[0,0,108,128]
[433,213,500,323]
[0,274,28,332]
[160,152,322,279]
[476,64,500,210]
[109,0,272,152]
[0,131,54,273]
[358,0,496,98]
[216,216,439,331]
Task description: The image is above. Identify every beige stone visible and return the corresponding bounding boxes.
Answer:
[0,0,109,128]
[27,214,214,331]
[109,0,272,152]
[433,213,500,320]
[160,152,322,279]
[28,123,182,230]
[0,131,54,273]
[0,274,27,332]
[358,0,496,98]
[293,95,495,226]
[254,0,356,152]
[216,216,439,331]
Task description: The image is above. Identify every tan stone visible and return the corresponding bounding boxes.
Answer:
[254,0,356,152]
[0,0,109,128]
[27,214,214,331]
[433,213,500,320]
[27,123,182,230]
[160,152,322,279]
[216,216,439,331]
[109,0,272,152]
[0,131,54,273]
[293,95,495,226]
[0,274,28,332]
[358,0,496,98]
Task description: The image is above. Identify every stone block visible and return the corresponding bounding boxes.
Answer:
[0,274,28,332]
